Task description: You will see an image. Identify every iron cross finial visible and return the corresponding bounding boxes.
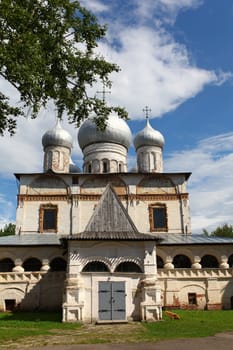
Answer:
[96,83,111,102]
[143,106,151,120]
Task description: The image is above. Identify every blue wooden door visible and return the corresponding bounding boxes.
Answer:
[99,281,126,321]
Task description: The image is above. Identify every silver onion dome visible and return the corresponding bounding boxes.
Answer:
[78,114,132,150]
[42,119,73,150]
[134,119,165,150]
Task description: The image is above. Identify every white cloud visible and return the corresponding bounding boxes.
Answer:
[98,26,225,119]
[165,133,233,233]
[134,0,203,24]
[80,0,108,13]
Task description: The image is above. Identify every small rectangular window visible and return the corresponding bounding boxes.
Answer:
[72,176,79,185]
[188,293,197,305]
[149,204,168,232]
[103,161,108,173]
[43,209,56,230]
[153,207,166,228]
[39,205,57,233]
[5,299,16,311]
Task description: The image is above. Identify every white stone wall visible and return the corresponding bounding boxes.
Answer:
[16,172,190,235]
[0,246,66,312]
[63,240,162,322]
[158,268,233,310]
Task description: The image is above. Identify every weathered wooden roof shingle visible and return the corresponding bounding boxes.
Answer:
[63,184,159,241]
[84,183,138,233]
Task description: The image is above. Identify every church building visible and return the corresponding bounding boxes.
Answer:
[0,112,233,323]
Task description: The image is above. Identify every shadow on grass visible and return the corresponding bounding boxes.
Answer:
[0,311,62,322]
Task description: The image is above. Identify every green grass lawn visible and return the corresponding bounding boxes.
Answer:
[0,310,233,348]
[143,310,233,340]
[0,312,81,342]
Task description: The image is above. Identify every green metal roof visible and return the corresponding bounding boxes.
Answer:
[156,233,233,245]
[0,234,61,246]
[0,233,232,247]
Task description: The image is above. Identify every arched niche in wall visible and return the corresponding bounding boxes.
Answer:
[80,176,127,195]
[137,175,176,195]
[115,261,142,273]
[50,257,67,272]
[82,261,109,272]
[23,258,42,272]
[156,255,164,268]
[27,174,70,195]
[173,254,191,268]
[0,258,14,272]
[228,254,233,267]
[201,254,219,268]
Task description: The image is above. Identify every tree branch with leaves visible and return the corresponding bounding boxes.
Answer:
[0,0,127,135]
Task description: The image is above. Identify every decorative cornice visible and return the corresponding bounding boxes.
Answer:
[136,194,189,201]
[18,193,189,202]
[18,194,71,202]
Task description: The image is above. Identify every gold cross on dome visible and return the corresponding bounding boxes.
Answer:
[96,83,111,102]
[143,106,151,120]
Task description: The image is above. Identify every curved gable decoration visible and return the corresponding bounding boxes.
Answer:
[80,176,127,195]
[27,174,70,195]
[137,176,176,195]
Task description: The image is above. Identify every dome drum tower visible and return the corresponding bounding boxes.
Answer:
[42,120,73,173]
[137,145,163,173]
[134,120,164,173]
[82,143,127,173]
[78,114,132,174]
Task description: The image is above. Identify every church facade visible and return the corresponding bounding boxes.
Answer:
[0,114,233,322]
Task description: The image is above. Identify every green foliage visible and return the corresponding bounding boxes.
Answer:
[202,224,233,238]
[0,0,128,135]
[0,222,15,236]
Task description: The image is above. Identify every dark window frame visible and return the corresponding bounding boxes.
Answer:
[102,159,108,173]
[149,203,168,232]
[39,204,58,233]
[188,293,197,305]
[72,176,79,185]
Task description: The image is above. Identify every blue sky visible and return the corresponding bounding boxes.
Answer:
[1,0,233,233]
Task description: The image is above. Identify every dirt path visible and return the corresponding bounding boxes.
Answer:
[2,322,233,350]
[16,332,233,350]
